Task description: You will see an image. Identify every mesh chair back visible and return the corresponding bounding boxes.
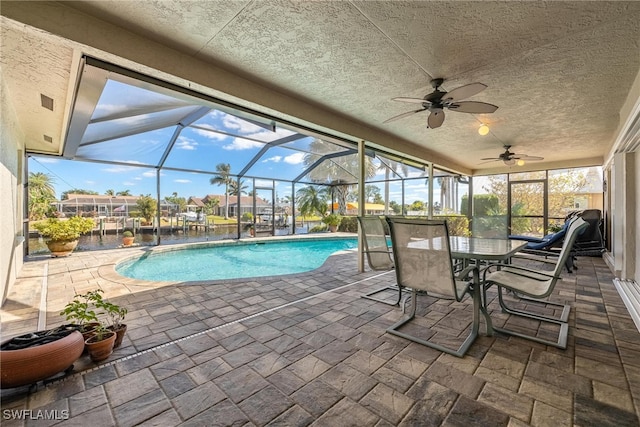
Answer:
[357,216,394,271]
[552,217,588,277]
[386,217,460,300]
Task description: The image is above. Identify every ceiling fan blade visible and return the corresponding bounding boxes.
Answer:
[427,109,445,128]
[515,154,544,161]
[392,97,428,104]
[448,101,498,114]
[480,157,500,161]
[478,159,501,164]
[383,108,425,124]
[442,82,487,102]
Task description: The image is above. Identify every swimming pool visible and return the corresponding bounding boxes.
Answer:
[115,237,358,282]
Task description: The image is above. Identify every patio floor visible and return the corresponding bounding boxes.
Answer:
[1,240,639,426]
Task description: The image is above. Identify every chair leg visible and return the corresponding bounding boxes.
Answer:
[493,286,570,349]
[497,287,570,323]
[362,285,403,306]
[386,287,480,357]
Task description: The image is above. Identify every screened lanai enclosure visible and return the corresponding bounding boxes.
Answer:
[28,57,603,252]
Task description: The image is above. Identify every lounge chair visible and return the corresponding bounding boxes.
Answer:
[508,217,579,272]
[385,217,481,357]
[357,216,400,305]
[482,217,589,349]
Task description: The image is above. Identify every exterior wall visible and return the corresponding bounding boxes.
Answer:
[0,78,25,306]
[636,150,640,282]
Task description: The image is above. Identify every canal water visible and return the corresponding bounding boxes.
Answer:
[28,223,322,255]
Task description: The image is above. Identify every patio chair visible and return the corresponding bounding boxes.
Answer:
[509,217,579,272]
[357,216,401,305]
[385,217,481,357]
[482,217,589,349]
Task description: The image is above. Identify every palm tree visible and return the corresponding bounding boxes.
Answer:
[116,189,131,196]
[303,139,376,214]
[229,179,248,197]
[28,172,57,220]
[296,185,327,219]
[378,159,409,215]
[210,163,232,219]
[105,189,115,196]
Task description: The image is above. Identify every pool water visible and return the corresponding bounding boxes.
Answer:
[116,237,358,282]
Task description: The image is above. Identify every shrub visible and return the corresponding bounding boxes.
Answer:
[34,217,95,241]
[339,216,358,232]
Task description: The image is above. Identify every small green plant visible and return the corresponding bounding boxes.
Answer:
[98,300,127,330]
[322,213,342,226]
[122,230,134,237]
[34,216,95,242]
[59,289,104,329]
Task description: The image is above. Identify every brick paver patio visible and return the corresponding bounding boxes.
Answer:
[1,239,639,426]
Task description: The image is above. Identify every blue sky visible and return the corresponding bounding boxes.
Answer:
[29,78,449,205]
[28,154,438,205]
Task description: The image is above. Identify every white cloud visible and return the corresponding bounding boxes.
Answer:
[142,171,156,178]
[192,125,227,141]
[223,137,264,151]
[263,156,282,163]
[175,136,198,150]
[174,179,191,184]
[123,181,136,186]
[36,157,59,164]
[284,152,305,165]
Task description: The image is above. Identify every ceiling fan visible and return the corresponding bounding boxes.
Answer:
[481,145,544,166]
[383,78,498,129]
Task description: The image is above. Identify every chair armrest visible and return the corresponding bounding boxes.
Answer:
[483,263,555,281]
[511,252,557,265]
[455,264,479,283]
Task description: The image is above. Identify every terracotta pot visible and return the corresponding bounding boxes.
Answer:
[122,236,135,246]
[79,322,100,341]
[0,330,84,388]
[85,332,116,362]
[108,324,127,348]
[329,225,338,232]
[46,239,79,257]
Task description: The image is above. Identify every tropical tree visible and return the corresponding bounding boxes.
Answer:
[105,189,115,196]
[378,159,409,214]
[116,189,132,196]
[229,179,248,197]
[296,185,327,219]
[210,163,232,219]
[165,191,187,213]
[302,139,376,214]
[364,185,381,203]
[136,194,157,224]
[28,172,57,220]
[60,188,98,200]
[203,198,220,216]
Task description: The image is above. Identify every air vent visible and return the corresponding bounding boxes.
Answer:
[43,135,53,143]
[40,94,54,111]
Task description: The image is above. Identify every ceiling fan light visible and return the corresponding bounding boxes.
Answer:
[517,159,525,166]
[478,124,490,135]
[504,158,516,166]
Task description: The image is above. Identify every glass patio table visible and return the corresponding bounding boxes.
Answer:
[449,236,528,264]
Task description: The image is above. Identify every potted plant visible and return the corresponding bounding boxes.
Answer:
[59,290,103,340]
[0,325,85,389]
[34,216,95,257]
[99,300,128,348]
[122,229,135,246]
[322,213,342,232]
[83,324,116,362]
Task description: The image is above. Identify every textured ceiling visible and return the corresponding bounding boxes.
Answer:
[2,1,640,175]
